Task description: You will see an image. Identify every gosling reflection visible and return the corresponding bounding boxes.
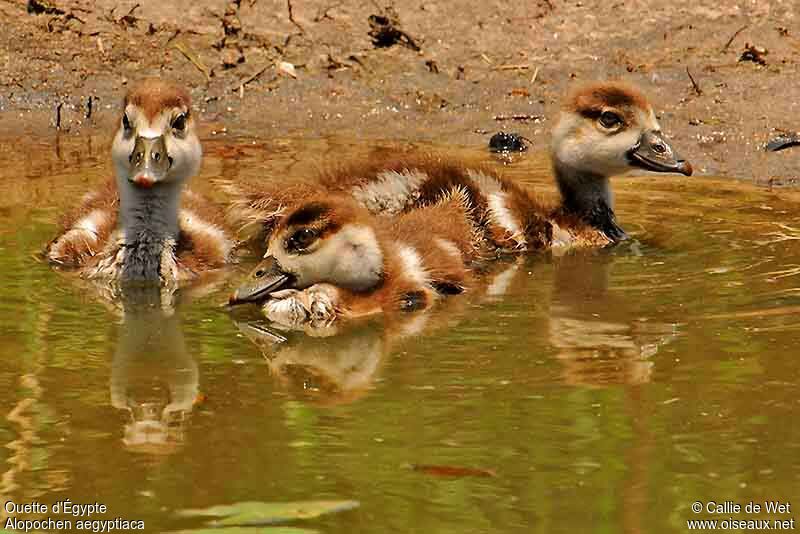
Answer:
[235,320,386,405]
[477,249,679,386]
[109,286,199,454]
[548,249,679,386]
[234,247,680,395]
[233,293,471,404]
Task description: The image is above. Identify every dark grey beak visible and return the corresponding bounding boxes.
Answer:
[628,130,693,176]
[129,135,171,188]
[229,256,295,305]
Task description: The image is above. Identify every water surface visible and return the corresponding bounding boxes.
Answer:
[1,134,799,533]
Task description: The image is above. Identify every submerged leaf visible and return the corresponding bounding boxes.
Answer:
[409,463,497,478]
[177,500,359,526]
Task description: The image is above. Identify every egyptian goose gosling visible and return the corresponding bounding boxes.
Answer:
[229,190,479,326]
[546,81,692,243]
[223,81,691,252]
[47,79,234,288]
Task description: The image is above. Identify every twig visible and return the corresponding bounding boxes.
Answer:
[109,3,140,28]
[325,54,347,70]
[530,66,539,84]
[55,102,63,129]
[721,24,748,53]
[173,42,212,79]
[314,1,342,22]
[287,0,304,33]
[165,29,181,45]
[493,114,542,122]
[493,64,530,71]
[347,54,371,72]
[229,64,273,92]
[686,67,702,96]
[85,96,93,119]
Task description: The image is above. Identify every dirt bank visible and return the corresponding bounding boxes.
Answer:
[2,0,800,183]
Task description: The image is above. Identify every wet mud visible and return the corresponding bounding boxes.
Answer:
[3,1,800,183]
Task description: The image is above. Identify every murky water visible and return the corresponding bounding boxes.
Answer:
[1,133,799,533]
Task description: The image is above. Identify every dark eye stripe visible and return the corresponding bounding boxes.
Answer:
[285,203,332,227]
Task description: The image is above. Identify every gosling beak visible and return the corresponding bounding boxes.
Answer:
[628,130,693,176]
[129,135,171,188]
[229,256,295,305]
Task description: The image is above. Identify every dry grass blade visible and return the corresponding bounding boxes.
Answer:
[173,42,212,79]
[686,67,702,95]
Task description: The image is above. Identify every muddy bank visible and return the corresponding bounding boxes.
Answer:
[2,0,800,183]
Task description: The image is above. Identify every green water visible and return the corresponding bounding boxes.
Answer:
[1,134,798,533]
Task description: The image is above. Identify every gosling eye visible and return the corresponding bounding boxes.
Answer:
[599,111,623,130]
[122,113,133,134]
[287,228,318,252]
[172,113,187,134]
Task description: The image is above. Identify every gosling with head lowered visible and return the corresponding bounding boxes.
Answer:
[47,79,234,290]
[229,189,481,326]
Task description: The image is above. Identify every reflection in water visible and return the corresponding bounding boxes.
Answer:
[236,320,386,405]
[233,285,474,404]
[622,387,653,534]
[5,137,800,533]
[110,286,198,454]
[547,249,679,386]
[235,245,683,405]
[1,302,58,512]
[2,373,46,512]
[478,249,679,386]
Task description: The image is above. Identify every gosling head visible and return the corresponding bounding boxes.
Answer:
[230,199,385,304]
[551,81,692,179]
[111,79,201,190]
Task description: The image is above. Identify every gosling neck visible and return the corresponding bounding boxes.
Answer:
[117,178,183,281]
[553,163,627,242]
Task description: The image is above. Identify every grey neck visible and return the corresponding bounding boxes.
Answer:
[554,163,627,242]
[117,179,182,281]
